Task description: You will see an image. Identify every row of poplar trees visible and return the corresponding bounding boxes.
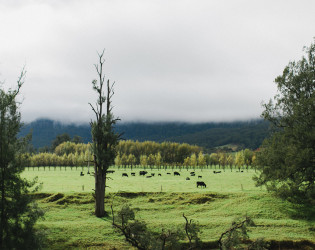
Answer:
[25,140,256,171]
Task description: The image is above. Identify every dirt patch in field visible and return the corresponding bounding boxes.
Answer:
[44,193,65,202]
[42,193,94,204]
[159,193,226,205]
[182,193,226,204]
[187,194,215,204]
[115,192,149,198]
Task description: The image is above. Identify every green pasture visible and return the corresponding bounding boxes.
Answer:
[22,166,264,194]
[22,167,315,249]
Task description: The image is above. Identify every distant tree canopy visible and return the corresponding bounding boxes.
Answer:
[255,40,315,203]
[116,140,201,166]
[50,133,84,152]
[51,133,71,151]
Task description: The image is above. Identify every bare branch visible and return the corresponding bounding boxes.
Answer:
[88,103,98,117]
[218,216,251,250]
[183,213,192,246]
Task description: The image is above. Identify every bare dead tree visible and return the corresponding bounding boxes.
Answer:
[89,50,121,217]
[183,213,201,249]
[218,216,253,250]
[110,204,147,250]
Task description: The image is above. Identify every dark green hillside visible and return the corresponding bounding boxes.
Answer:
[19,119,270,150]
[115,120,270,150]
[166,121,269,150]
[19,119,92,149]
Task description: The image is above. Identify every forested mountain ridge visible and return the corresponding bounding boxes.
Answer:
[19,119,270,150]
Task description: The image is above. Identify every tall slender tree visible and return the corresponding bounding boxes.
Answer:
[89,51,121,217]
[0,69,43,248]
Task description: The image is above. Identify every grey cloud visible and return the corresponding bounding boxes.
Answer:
[1,0,314,123]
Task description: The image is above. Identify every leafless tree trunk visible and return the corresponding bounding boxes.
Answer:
[89,50,121,217]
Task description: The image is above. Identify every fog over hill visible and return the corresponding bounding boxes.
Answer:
[19,119,270,151]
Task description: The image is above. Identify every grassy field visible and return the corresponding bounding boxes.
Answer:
[22,167,315,249]
[22,166,264,193]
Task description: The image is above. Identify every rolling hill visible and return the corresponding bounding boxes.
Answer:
[19,119,270,151]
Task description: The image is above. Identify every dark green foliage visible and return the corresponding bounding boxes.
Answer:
[183,213,201,249]
[90,113,120,173]
[111,205,196,250]
[0,70,44,249]
[72,135,83,144]
[51,133,71,151]
[219,217,252,249]
[111,204,152,250]
[218,217,268,250]
[255,40,315,203]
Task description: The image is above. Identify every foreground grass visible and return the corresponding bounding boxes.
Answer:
[23,168,315,249]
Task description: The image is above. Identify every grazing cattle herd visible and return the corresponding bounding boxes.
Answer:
[81,168,241,189]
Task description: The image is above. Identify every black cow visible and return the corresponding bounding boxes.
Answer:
[196,181,206,188]
[80,172,84,176]
[131,172,136,176]
[167,173,171,175]
[158,173,162,176]
[190,172,195,175]
[174,171,180,176]
[213,171,222,174]
[122,173,128,177]
[151,173,155,176]
[139,171,148,176]
[198,175,202,179]
[146,175,152,178]
[186,177,190,180]
[107,170,115,174]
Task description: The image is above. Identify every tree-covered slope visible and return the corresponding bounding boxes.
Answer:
[19,119,270,150]
[19,119,92,149]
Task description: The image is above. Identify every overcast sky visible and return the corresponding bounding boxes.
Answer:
[0,0,314,123]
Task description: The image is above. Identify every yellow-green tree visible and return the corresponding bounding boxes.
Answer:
[190,153,197,169]
[127,154,137,169]
[197,152,206,170]
[140,155,148,167]
[235,151,245,171]
[155,152,162,170]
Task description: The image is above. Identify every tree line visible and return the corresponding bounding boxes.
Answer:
[23,140,257,171]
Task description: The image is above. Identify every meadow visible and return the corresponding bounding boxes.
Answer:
[22,167,315,249]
